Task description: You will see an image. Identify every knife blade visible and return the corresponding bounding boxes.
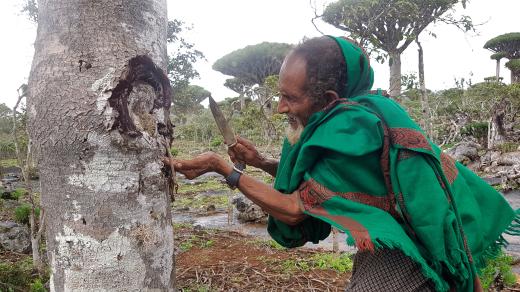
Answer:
[208,96,245,171]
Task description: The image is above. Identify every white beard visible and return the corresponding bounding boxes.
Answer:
[286,121,304,146]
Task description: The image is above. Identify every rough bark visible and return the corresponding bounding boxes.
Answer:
[416,39,432,138]
[27,0,175,290]
[388,52,402,98]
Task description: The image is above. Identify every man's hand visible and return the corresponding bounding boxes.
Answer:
[227,136,265,168]
[162,152,231,180]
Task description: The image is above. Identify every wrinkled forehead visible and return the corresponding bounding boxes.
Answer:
[279,52,307,91]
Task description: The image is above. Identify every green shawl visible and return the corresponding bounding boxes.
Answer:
[268,36,519,292]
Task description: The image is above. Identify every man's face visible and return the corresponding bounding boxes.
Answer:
[278,53,317,144]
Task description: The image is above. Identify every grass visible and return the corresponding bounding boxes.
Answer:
[174,194,229,210]
[0,158,18,168]
[480,251,517,290]
[259,249,354,275]
[177,178,228,194]
[178,234,216,252]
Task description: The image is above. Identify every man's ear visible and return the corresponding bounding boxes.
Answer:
[323,90,340,104]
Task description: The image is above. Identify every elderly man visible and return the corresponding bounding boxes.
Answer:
[163,36,518,291]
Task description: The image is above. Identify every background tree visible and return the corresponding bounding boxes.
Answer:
[490,52,508,82]
[27,0,175,290]
[224,77,253,111]
[173,84,211,117]
[484,32,520,84]
[167,19,205,93]
[213,42,292,110]
[322,0,471,97]
[213,42,292,86]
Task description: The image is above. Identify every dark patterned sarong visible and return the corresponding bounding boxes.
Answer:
[346,249,436,292]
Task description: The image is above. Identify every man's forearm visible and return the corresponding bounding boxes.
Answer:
[220,162,305,225]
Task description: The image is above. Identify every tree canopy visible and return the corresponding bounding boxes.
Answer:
[321,0,471,97]
[484,32,520,59]
[212,42,292,87]
[485,33,520,83]
[173,84,211,114]
[322,0,469,55]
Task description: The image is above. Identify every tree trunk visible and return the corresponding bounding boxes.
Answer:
[496,59,501,82]
[487,100,507,149]
[240,93,245,111]
[27,1,175,290]
[388,51,402,98]
[416,39,432,138]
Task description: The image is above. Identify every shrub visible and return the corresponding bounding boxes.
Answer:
[169,147,179,157]
[11,188,27,200]
[14,204,40,225]
[209,136,223,148]
[461,122,488,141]
[0,258,34,291]
[30,279,47,292]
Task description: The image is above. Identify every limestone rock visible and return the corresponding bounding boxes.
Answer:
[0,221,31,253]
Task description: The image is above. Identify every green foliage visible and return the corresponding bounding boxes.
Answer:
[11,188,27,200]
[173,85,211,115]
[170,147,179,157]
[484,32,520,58]
[479,251,516,290]
[310,252,353,273]
[14,204,40,225]
[322,0,471,59]
[174,194,228,210]
[0,258,48,292]
[30,279,47,292]
[209,136,223,148]
[213,42,292,86]
[166,19,205,111]
[461,122,488,140]
[179,237,195,252]
[506,59,520,71]
[491,52,508,60]
[401,72,419,91]
[263,251,353,275]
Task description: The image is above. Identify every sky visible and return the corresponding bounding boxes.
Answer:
[1,0,519,110]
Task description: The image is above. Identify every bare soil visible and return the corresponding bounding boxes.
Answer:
[174,226,350,291]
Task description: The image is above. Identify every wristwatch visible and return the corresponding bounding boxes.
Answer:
[225,163,245,189]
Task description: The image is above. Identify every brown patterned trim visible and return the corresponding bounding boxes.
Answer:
[380,125,398,218]
[389,128,432,152]
[299,179,399,218]
[440,153,459,185]
[309,206,374,252]
[398,149,418,161]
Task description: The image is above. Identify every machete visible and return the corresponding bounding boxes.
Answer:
[208,95,245,171]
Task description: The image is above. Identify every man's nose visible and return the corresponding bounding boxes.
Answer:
[277,97,288,114]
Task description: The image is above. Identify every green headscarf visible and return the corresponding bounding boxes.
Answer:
[268,36,519,291]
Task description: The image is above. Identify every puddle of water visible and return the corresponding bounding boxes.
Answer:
[173,211,355,252]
